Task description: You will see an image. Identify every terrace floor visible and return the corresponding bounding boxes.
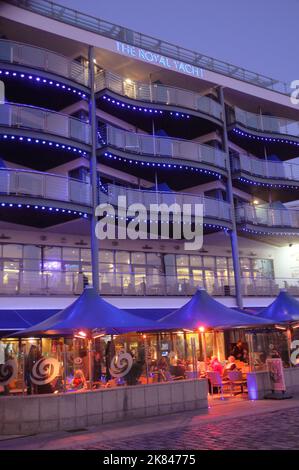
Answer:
[1,394,299,450]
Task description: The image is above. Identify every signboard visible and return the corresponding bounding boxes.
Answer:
[266,358,286,392]
[115,41,204,80]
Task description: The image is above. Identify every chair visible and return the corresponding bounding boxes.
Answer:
[228,370,247,395]
[207,371,229,398]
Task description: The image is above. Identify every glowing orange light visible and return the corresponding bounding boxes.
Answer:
[143,334,147,339]
[78,330,87,337]
[198,326,205,333]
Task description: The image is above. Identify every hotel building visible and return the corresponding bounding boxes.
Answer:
[0,0,298,326]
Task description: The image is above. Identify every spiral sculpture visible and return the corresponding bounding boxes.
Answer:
[30,357,60,385]
[0,358,18,386]
[109,351,133,378]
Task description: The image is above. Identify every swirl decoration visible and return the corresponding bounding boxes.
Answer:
[0,359,18,386]
[109,351,133,378]
[30,357,60,385]
[74,357,83,366]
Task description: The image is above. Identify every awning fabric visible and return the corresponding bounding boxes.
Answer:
[257,290,299,322]
[158,288,273,329]
[8,287,160,337]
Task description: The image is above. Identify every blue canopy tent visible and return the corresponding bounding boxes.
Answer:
[149,182,173,193]
[257,290,299,323]
[11,287,160,337]
[158,288,273,330]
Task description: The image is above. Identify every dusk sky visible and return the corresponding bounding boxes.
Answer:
[57,0,298,85]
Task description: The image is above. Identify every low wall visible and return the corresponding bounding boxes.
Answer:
[247,367,299,400]
[0,378,208,435]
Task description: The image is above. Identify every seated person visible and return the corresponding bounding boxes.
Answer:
[222,355,238,379]
[210,356,223,375]
[174,359,186,378]
[70,369,87,390]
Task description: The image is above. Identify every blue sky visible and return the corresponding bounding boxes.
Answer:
[57,0,298,84]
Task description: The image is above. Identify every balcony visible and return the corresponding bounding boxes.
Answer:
[232,153,299,188]
[95,70,223,122]
[0,39,89,86]
[231,107,299,141]
[236,204,299,233]
[0,168,92,207]
[0,102,91,144]
[0,269,298,298]
[101,184,232,226]
[99,125,227,174]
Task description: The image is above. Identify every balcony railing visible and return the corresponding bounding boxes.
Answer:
[0,269,298,298]
[101,184,231,221]
[0,39,89,86]
[232,107,299,139]
[232,153,299,182]
[5,0,289,95]
[0,102,91,144]
[95,70,223,121]
[236,204,299,229]
[99,125,226,169]
[0,168,92,206]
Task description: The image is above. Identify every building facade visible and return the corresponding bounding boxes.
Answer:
[0,0,299,321]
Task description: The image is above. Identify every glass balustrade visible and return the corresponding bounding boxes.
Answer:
[232,154,299,182]
[0,103,91,144]
[95,70,223,120]
[0,39,88,86]
[236,204,299,229]
[100,125,226,169]
[233,107,299,139]
[0,168,92,205]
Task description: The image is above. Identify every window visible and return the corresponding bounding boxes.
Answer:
[115,251,130,265]
[3,244,23,258]
[146,253,162,267]
[80,249,91,262]
[44,247,61,260]
[190,255,202,267]
[203,256,215,269]
[176,255,189,267]
[62,247,79,261]
[131,252,146,265]
[99,250,114,263]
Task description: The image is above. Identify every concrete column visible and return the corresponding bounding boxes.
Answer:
[219,87,243,308]
[88,46,99,293]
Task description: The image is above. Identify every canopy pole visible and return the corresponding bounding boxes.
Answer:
[63,342,67,394]
[286,327,293,367]
[88,338,93,390]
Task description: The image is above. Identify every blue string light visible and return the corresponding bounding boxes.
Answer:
[240,227,299,236]
[0,201,89,218]
[237,176,299,189]
[102,151,223,179]
[232,127,299,147]
[0,133,88,156]
[0,69,88,99]
[101,95,190,119]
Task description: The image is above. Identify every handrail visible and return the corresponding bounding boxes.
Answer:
[231,107,299,139]
[101,183,231,221]
[0,167,92,205]
[95,70,223,120]
[232,153,299,182]
[0,268,298,297]
[236,204,299,229]
[4,0,289,95]
[0,38,89,86]
[0,102,91,144]
[99,124,227,169]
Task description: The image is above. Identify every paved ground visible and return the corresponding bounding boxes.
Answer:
[1,396,299,450]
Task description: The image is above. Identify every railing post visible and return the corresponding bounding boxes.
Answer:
[88,46,100,293]
[219,87,243,308]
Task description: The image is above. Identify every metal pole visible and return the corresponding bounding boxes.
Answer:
[63,342,68,393]
[88,338,93,390]
[201,331,207,363]
[88,46,100,293]
[219,86,243,308]
[143,335,149,384]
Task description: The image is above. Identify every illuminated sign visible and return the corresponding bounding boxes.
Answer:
[116,41,204,79]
